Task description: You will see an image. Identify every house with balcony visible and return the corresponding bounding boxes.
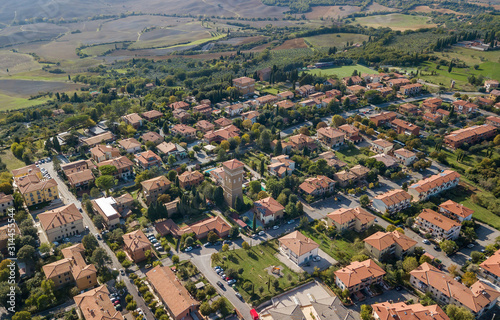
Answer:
[299,175,335,197]
[391,119,420,136]
[135,150,162,170]
[141,176,171,204]
[326,207,375,233]
[372,189,411,214]
[371,302,449,320]
[364,231,417,260]
[90,144,120,163]
[408,170,460,201]
[121,113,143,129]
[118,138,141,153]
[122,229,152,262]
[335,259,386,294]
[254,197,285,225]
[438,200,474,222]
[317,127,345,148]
[268,155,295,178]
[393,148,417,166]
[278,231,319,266]
[480,249,500,285]
[97,156,134,180]
[415,209,461,241]
[371,139,394,155]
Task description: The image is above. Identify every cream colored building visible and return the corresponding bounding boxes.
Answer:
[38,203,84,242]
[326,207,375,232]
[363,231,417,260]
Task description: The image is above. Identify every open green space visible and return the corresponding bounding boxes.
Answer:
[352,14,437,31]
[213,241,301,303]
[305,33,370,48]
[0,149,26,171]
[335,145,369,165]
[307,64,376,78]
[434,47,500,66]
[0,93,50,111]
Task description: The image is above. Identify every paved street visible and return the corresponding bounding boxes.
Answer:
[38,162,155,320]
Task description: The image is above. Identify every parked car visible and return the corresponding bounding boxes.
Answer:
[185,246,193,252]
[433,245,441,251]
[204,242,212,247]
[120,269,125,276]
[216,281,225,289]
[312,256,321,262]
[228,279,237,285]
[223,240,232,245]
[258,231,265,236]
[422,239,430,245]
[287,220,295,224]
[114,304,122,311]
[235,292,243,300]
[273,225,279,230]
[467,243,475,249]
[113,300,121,306]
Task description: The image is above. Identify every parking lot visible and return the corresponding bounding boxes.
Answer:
[350,287,418,312]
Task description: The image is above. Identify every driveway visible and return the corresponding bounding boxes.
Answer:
[350,288,418,312]
[275,249,337,274]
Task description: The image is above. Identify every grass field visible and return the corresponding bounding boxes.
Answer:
[352,14,437,31]
[215,241,300,303]
[462,198,500,230]
[307,64,376,78]
[305,33,369,48]
[335,145,369,165]
[0,93,49,111]
[0,149,26,171]
[435,47,500,66]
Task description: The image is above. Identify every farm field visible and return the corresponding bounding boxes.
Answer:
[0,51,42,77]
[352,14,437,31]
[305,33,370,48]
[0,93,49,111]
[0,79,86,97]
[307,64,376,78]
[435,46,500,66]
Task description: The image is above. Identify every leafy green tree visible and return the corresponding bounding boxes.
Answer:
[242,241,251,251]
[360,304,374,320]
[82,234,98,253]
[445,304,474,320]
[17,245,35,262]
[402,256,419,272]
[95,175,117,196]
[91,248,111,268]
[440,240,458,255]
[360,195,370,207]
[461,272,477,287]
[12,311,32,320]
[99,165,117,176]
[207,231,218,243]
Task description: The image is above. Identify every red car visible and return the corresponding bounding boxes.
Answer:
[113,300,121,306]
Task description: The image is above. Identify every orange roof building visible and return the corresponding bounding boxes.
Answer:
[438,200,474,222]
[74,285,123,320]
[122,229,152,262]
[408,170,460,201]
[147,266,200,320]
[121,113,143,128]
[415,209,461,241]
[38,204,84,242]
[299,175,335,197]
[444,124,497,149]
[134,150,162,170]
[90,145,120,163]
[372,302,449,320]
[254,197,285,225]
[278,231,319,265]
[480,249,500,285]
[372,189,411,214]
[410,263,500,317]
[178,170,204,189]
[363,231,417,260]
[335,259,386,293]
[141,175,171,204]
[326,207,375,233]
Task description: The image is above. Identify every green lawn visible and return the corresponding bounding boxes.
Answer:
[305,33,370,48]
[213,241,301,304]
[335,145,368,165]
[0,149,26,171]
[307,64,376,78]
[353,14,437,31]
[461,198,500,230]
[0,93,49,111]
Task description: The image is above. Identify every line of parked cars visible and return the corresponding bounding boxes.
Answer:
[147,234,164,251]
[109,292,122,311]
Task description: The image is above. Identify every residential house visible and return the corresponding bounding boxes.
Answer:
[81,132,115,147]
[408,170,460,201]
[326,89,342,98]
[438,200,474,222]
[214,117,233,128]
[141,131,163,145]
[141,176,171,204]
[387,78,410,87]
[296,85,315,97]
[0,193,14,214]
[334,259,386,293]
[342,76,363,85]
[371,154,398,168]
[398,103,419,115]
[17,175,58,206]
[172,108,190,122]
[489,89,500,100]
[486,115,500,128]
[225,103,244,117]
[178,170,204,189]
[257,67,271,81]
[146,266,199,320]
[142,110,163,121]
[341,94,358,105]
[187,216,231,239]
[369,112,397,126]
[74,286,123,320]
[277,91,294,100]
[288,134,318,152]
[254,197,285,225]
[61,160,93,177]
[350,165,370,180]
[480,249,500,285]
[38,204,84,242]
[484,80,499,92]
[372,189,411,214]
[371,302,449,320]
[278,231,319,265]
[275,99,295,110]
[377,87,393,97]
[415,209,461,241]
[241,110,260,124]
[391,119,420,136]
[192,104,212,117]
[299,175,336,197]
[268,155,295,178]
[122,229,152,262]
[371,139,394,155]
[444,124,497,149]
[317,127,345,148]
[364,231,417,260]
[233,77,255,96]
[203,125,240,143]
[422,97,442,113]
[97,156,134,180]
[410,263,500,317]
[476,97,495,107]
[121,113,143,129]
[169,101,190,110]
[171,124,197,139]
[90,144,120,163]
[347,85,365,95]
[436,108,450,118]
[423,112,442,123]
[452,100,478,114]
[91,197,121,228]
[326,207,375,232]
[333,170,358,188]
[12,164,42,179]
[366,82,383,90]
[67,170,94,190]
[393,148,417,166]
[337,124,362,143]
[43,243,97,290]
[317,151,347,169]
[399,83,422,96]
[157,142,186,158]
[134,150,162,170]
[196,120,215,132]
[118,138,141,153]
[256,95,278,106]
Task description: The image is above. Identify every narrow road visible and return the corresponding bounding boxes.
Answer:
[40,162,155,320]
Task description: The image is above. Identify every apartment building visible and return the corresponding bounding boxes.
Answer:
[90,144,120,163]
[178,170,204,189]
[335,259,386,293]
[17,175,58,207]
[171,124,197,139]
[38,204,84,242]
[299,175,336,197]
[372,189,411,214]
[326,207,375,232]
[438,200,474,222]
[486,115,500,128]
[410,263,500,318]
[480,249,500,285]
[399,83,422,96]
[452,100,478,114]
[408,170,460,201]
[391,119,420,136]
[233,77,255,96]
[393,148,417,166]
[123,229,152,262]
[421,97,443,113]
[254,196,285,225]
[398,103,419,115]
[317,127,345,148]
[371,302,449,320]
[141,175,171,204]
[364,231,417,260]
[369,112,397,126]
[444,124,497,149]
[74,286,123,320]
[134,150,162,169]
[371,139,394,155]
[415,209,461,241]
